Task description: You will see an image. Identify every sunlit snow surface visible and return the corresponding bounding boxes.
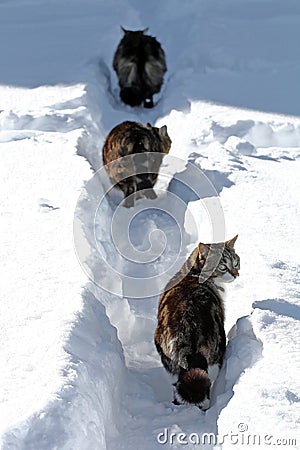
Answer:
[1,0,300,449]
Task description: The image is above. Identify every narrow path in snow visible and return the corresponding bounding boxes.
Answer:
[72,83,300,448]
[3,79,298,449]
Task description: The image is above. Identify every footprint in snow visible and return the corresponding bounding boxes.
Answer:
[39,199,60,213]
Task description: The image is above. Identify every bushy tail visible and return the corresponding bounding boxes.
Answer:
[176,368,211,407]
[120,86,144,107]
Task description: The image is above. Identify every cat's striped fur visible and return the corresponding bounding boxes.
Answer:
[154,236,240,409]
[102,121,171,207]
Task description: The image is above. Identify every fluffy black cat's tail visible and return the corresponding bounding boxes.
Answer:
[120,86,144,107]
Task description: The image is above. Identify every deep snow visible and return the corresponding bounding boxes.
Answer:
[1,0,300,449]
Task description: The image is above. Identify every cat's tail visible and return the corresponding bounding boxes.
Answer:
[175,368,211,409]
[120,86,144,107]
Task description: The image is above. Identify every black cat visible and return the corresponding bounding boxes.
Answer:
[113,28,167,108]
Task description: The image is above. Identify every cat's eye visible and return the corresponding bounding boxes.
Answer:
[233,261,239,268]
[218,263,227,271]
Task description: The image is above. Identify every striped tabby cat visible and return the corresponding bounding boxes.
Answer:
[102,121,171,207]
[154,236,240,409]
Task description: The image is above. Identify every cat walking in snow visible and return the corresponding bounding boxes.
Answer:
[102,121,171,207]
[113,28,167,108]
[154,236,240,410]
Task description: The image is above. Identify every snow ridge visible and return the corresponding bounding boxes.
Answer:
[2,81,300,449]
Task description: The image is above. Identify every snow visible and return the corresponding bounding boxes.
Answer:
[1,0,300,449]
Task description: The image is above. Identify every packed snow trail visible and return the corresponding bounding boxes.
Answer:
[80,96,300,449]
[78,74,300,449]
[2,84,299,449]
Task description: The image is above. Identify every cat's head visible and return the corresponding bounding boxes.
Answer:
[197,235,240,283]
[146,123,172,155]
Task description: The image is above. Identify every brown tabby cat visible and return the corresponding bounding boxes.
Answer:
[154,235,240,409]
[102,121,171,207]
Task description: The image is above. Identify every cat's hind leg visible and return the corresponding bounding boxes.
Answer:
[123,180,137,208]
[143,188,157,199]
[144,96,154,108]
[136,176,157,200]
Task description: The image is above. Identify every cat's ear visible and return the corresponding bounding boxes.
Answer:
[146,122,152,129]
[121,26,129,34]
[159,125,168,137]
[198,243,210,259]
[142,27,149,34]
[225,235,238,249]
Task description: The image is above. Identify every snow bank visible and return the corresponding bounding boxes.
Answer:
[0,85,128,449]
